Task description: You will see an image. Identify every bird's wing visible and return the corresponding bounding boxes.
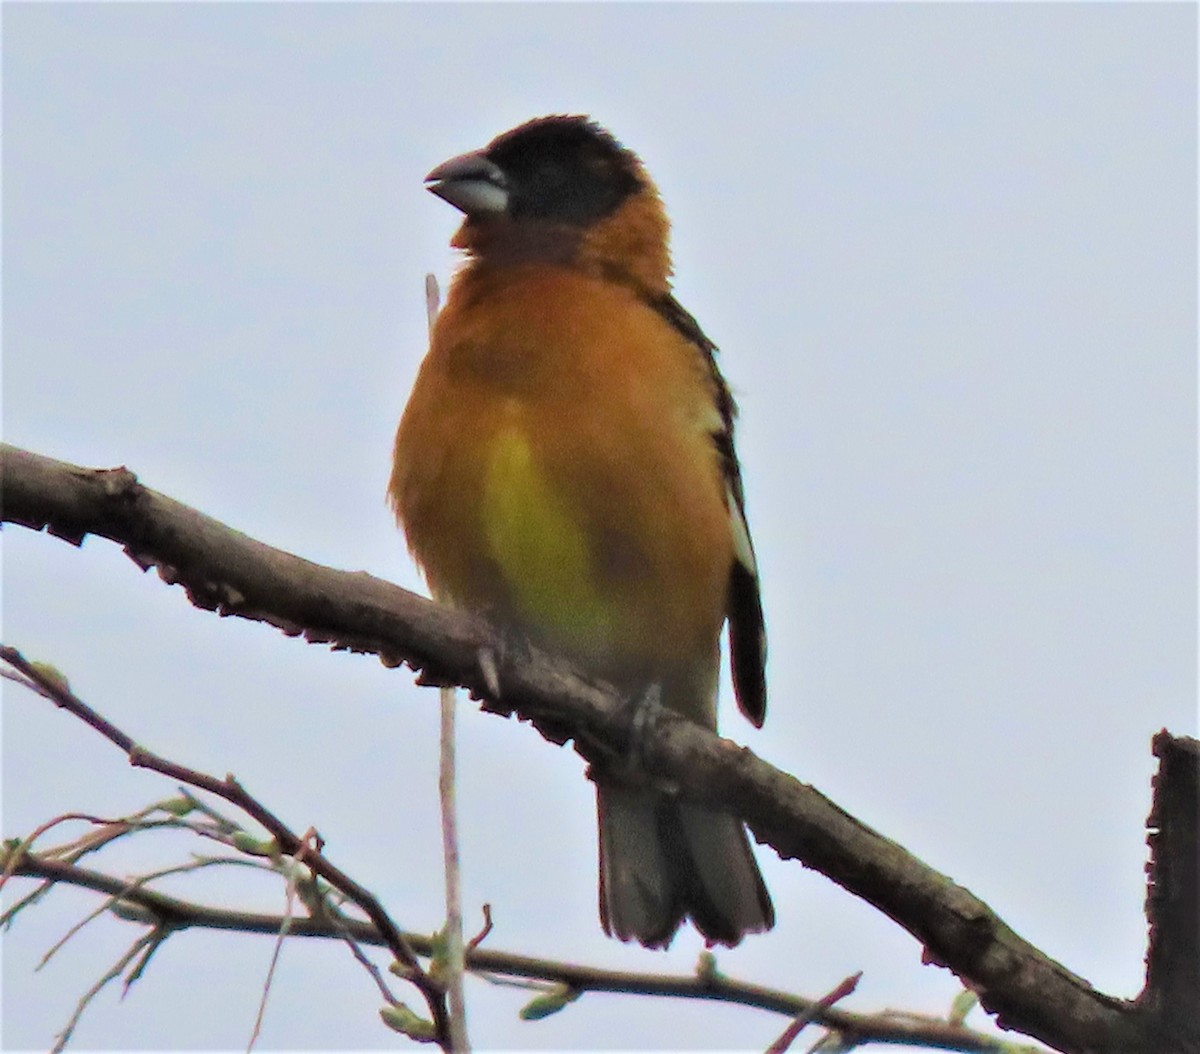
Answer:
[649,293,767,727]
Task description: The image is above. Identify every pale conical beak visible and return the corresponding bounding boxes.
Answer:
[424,151,509,216]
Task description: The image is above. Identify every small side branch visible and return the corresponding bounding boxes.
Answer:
[0,645,453,1052]
[426,271,469,1054]
[4,853,1033,1053]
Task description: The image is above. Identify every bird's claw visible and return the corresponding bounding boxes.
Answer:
[621,682,667,776]
[477,646,502,700]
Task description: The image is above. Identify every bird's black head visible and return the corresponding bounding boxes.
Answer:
[426,115,644,226]
[485,115,642,223]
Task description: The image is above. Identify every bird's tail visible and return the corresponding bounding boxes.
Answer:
[596,782,774,948]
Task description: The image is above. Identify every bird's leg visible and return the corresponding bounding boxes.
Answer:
[630,681,665,745]
[618,681,668,780]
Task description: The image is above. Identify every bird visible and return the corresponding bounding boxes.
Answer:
[389,115,773,948]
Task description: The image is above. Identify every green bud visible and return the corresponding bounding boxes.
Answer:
[519,984,580,1021]
[109,900,157,924]
[948,989,978,1025]
[388,960,415,980]
[232,832,277,857]
[379,1003,437,1041]
[30,661,70,694]
[157,796,197,817]
[695,950,720,982]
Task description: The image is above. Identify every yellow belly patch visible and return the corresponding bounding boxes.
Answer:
[483,426,618,651]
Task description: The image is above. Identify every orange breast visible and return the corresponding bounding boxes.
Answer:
[390,264,731,706]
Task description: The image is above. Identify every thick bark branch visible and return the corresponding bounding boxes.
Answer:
[1139,731,1200,1050]
[2,443,1188,1053]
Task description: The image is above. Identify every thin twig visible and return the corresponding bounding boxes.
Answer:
[425,271,468,1054]
[0,813,140,894]
[439,684,468,1050]
[466,904,493,953]
[121,925,170,995]
[50,929,160,1054]
[39,856,264,969]
[766,972,861,1054]
[172,789,245,836]
[2,811,178,928]
[246,840,306,1051]
[1,644,452,1051]
[333,922,403,1007]
[6,849,1041,1054]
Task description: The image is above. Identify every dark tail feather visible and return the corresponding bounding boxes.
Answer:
[597,782,773,948]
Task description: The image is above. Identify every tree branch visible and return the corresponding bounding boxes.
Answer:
[3,443,1189,1053]
[0,644,453,1051]
[3,851,1033,1053]
[1139,731,1200,1049]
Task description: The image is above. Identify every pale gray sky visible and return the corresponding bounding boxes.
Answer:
[3,4,1196,1052]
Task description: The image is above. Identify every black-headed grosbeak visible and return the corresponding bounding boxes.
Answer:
[390,115,773,948]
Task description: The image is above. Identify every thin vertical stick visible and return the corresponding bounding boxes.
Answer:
[439,683,466,1050]
[427,273,468,1052]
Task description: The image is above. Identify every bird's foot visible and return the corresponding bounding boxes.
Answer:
[477,645,502,700]
[475,626,535,713]
[620,681,668,778]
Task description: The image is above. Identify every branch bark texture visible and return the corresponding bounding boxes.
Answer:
[3,443,1191,1054]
